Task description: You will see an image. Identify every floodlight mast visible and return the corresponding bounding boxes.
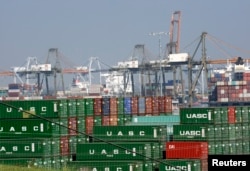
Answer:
[149,31,167,96]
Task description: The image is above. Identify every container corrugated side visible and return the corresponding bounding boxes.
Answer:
[67,161,155,171]
[124,97,132,114]
[0,118,60,138]
[84,98,94,116]
[173,124,214,141]
[166,141,208,159]
[92,125,167,142]
[131,115,180,124]
[76,142,152,161]
[0,138,58,158]
[159,159,202,171]
[102,97,110,115]
[0,99,60,118]
[180,107,215,124]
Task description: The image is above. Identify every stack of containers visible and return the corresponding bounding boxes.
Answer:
[67,96,173,170]
[69,124,167,170]
[0,95,175,170]
[169,106,250,171]
[0,99,66,169]
[127,115,180,142]
[209,70,250,104]
[165,107,213,171]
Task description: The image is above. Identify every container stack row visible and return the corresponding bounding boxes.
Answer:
[168,106,250,171]
[0,99,71,169]
[0,95,173,170]
[68,124,169,170]
[126,114,207,171]
[209,71,250,104]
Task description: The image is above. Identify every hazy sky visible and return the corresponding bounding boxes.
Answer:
[0,0,249,86]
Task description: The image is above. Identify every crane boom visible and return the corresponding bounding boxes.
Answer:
[0,57,249,77]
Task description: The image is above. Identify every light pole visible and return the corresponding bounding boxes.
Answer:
[149,31,167,96]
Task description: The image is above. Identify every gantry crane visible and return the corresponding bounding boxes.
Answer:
[166,11,185,101]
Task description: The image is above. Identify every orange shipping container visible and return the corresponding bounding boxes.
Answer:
[110,97,118,114]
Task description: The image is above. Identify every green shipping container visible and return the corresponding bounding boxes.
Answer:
[180,107,214,124]
[76,98,85,116]
[76,142,152,161]
[0,118,60,138]
[84,98,94,116]
[117,97,124,114]
[0,100,59,119]
[93,125,167,142]
[0,138,57,158]
[241,106,249,122]
[159,159,201,171]
[58,99,68,117]
[173,124,216,141]
[67,161,155,171]
[67,99,77,117]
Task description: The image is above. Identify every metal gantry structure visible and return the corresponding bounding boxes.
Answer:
[0,11,248,107]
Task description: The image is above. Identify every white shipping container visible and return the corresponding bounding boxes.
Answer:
[168,53,189,62]
[117,60,138,68]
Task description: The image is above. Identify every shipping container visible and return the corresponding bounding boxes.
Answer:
[85,116,94,135]
[84,98,94,116]
[117,97,124,114]
[67,161,155,171]
[0,118,60,138]
[180,107,214,124]
[93,125,167,142]
[67,99,77,117]
[0,99,59,118]
[159,159,202,171]
[102,97,110,115]
[93,97,102,115]
[0,138,59,158]
[131,115,180,125]
[131,96,138,115]
[166,141,208,159]
[138,97,146,114]
[76,142,152,161]
[110,97,118,114]
[173,124,214,141]
[145,97,153,114]
[76,98,85,116]
[58,99,68,117]
[68,117,77,136]
[165,96,172,114]
[124,97,132,114]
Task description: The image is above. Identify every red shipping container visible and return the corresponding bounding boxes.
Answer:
[109,115,118,125]
[60,136,70,156]
[158,96,165,113]
[165,96,172,113]
[68,117,78,135]
[102,115,110,126]
[131,97,139,115]
[145,97,153,114]
[110,97,118,114]
[85,116,94,135]
[93,98,102,115]
[166,141,208,159]
[228,106,236,124]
